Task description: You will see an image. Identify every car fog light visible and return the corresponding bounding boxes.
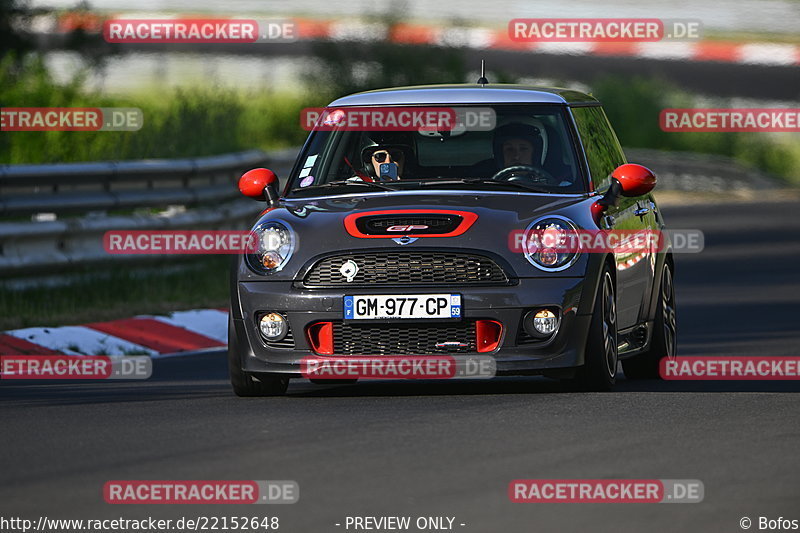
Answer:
[533,309,558,335]
[523,309,560,338]
[260,313,288,340]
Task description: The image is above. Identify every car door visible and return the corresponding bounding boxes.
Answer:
[569,105,650,330]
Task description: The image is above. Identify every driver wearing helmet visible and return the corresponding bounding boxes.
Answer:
[473,120,574,186]
[493,122,544,169]
[470,121,552,181]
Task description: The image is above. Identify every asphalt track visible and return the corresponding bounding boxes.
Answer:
[2,199,800,533]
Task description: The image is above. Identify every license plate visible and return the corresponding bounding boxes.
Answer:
[344,294,461,320]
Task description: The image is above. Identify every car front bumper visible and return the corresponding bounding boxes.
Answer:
[231,276,596,377]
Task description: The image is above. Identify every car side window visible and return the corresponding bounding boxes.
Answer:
[570,106,626,191]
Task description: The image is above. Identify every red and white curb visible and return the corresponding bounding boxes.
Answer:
[40,13,800,67]
[0,309,228,358]
[617,251,649,271]
[305,20,800,66]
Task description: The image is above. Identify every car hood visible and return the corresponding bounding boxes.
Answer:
[278,190,588,222]
[242,191,593,281]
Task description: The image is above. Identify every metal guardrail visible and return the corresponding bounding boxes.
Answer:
[0,148,298,216]
[626,148,780,193]
[0,149,298,276]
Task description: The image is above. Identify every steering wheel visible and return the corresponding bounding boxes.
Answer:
[490,165,558,184]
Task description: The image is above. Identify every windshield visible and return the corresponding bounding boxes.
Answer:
[286,104,587,197]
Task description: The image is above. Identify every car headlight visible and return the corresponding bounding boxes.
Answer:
[246,221,295,274]
[523,216,580,272]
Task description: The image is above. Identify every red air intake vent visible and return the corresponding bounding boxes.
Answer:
[475,320,503,353]
[307,322,334,355]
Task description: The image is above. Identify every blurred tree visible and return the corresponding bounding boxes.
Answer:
[0,0,36,63]
[58,0,116,70]
[1,0,113,74]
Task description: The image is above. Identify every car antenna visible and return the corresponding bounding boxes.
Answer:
[477,59,489,86]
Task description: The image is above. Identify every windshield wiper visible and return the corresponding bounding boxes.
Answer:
[420,178,552,194]
[294,179,399,192]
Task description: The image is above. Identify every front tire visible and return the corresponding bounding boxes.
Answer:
[566,267,618,391]
[622,262,677,379]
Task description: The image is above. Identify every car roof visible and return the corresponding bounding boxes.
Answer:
[328,84,599,106]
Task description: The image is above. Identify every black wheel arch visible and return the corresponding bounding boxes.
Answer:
[644,250,674,323]
[577,252,617,316]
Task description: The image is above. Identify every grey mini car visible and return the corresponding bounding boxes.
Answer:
[228,84,676,395]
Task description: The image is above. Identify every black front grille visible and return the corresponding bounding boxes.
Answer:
[332,321,477,355]
[303,252,509,287]
[357,215,461,235]
[265,328,295,349]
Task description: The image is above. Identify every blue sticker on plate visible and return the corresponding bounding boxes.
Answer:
[300,175,315,187]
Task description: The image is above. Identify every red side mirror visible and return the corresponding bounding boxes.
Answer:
[610,164,656,197]
[239,168,279,203]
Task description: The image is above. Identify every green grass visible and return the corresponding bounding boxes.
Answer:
[593,76,800,186]
[0,56,324,164]
[701,30,800,45]
[0,256,231,330]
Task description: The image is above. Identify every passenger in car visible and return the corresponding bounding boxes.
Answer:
[358,132,415,181]
[365,146,406,180]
